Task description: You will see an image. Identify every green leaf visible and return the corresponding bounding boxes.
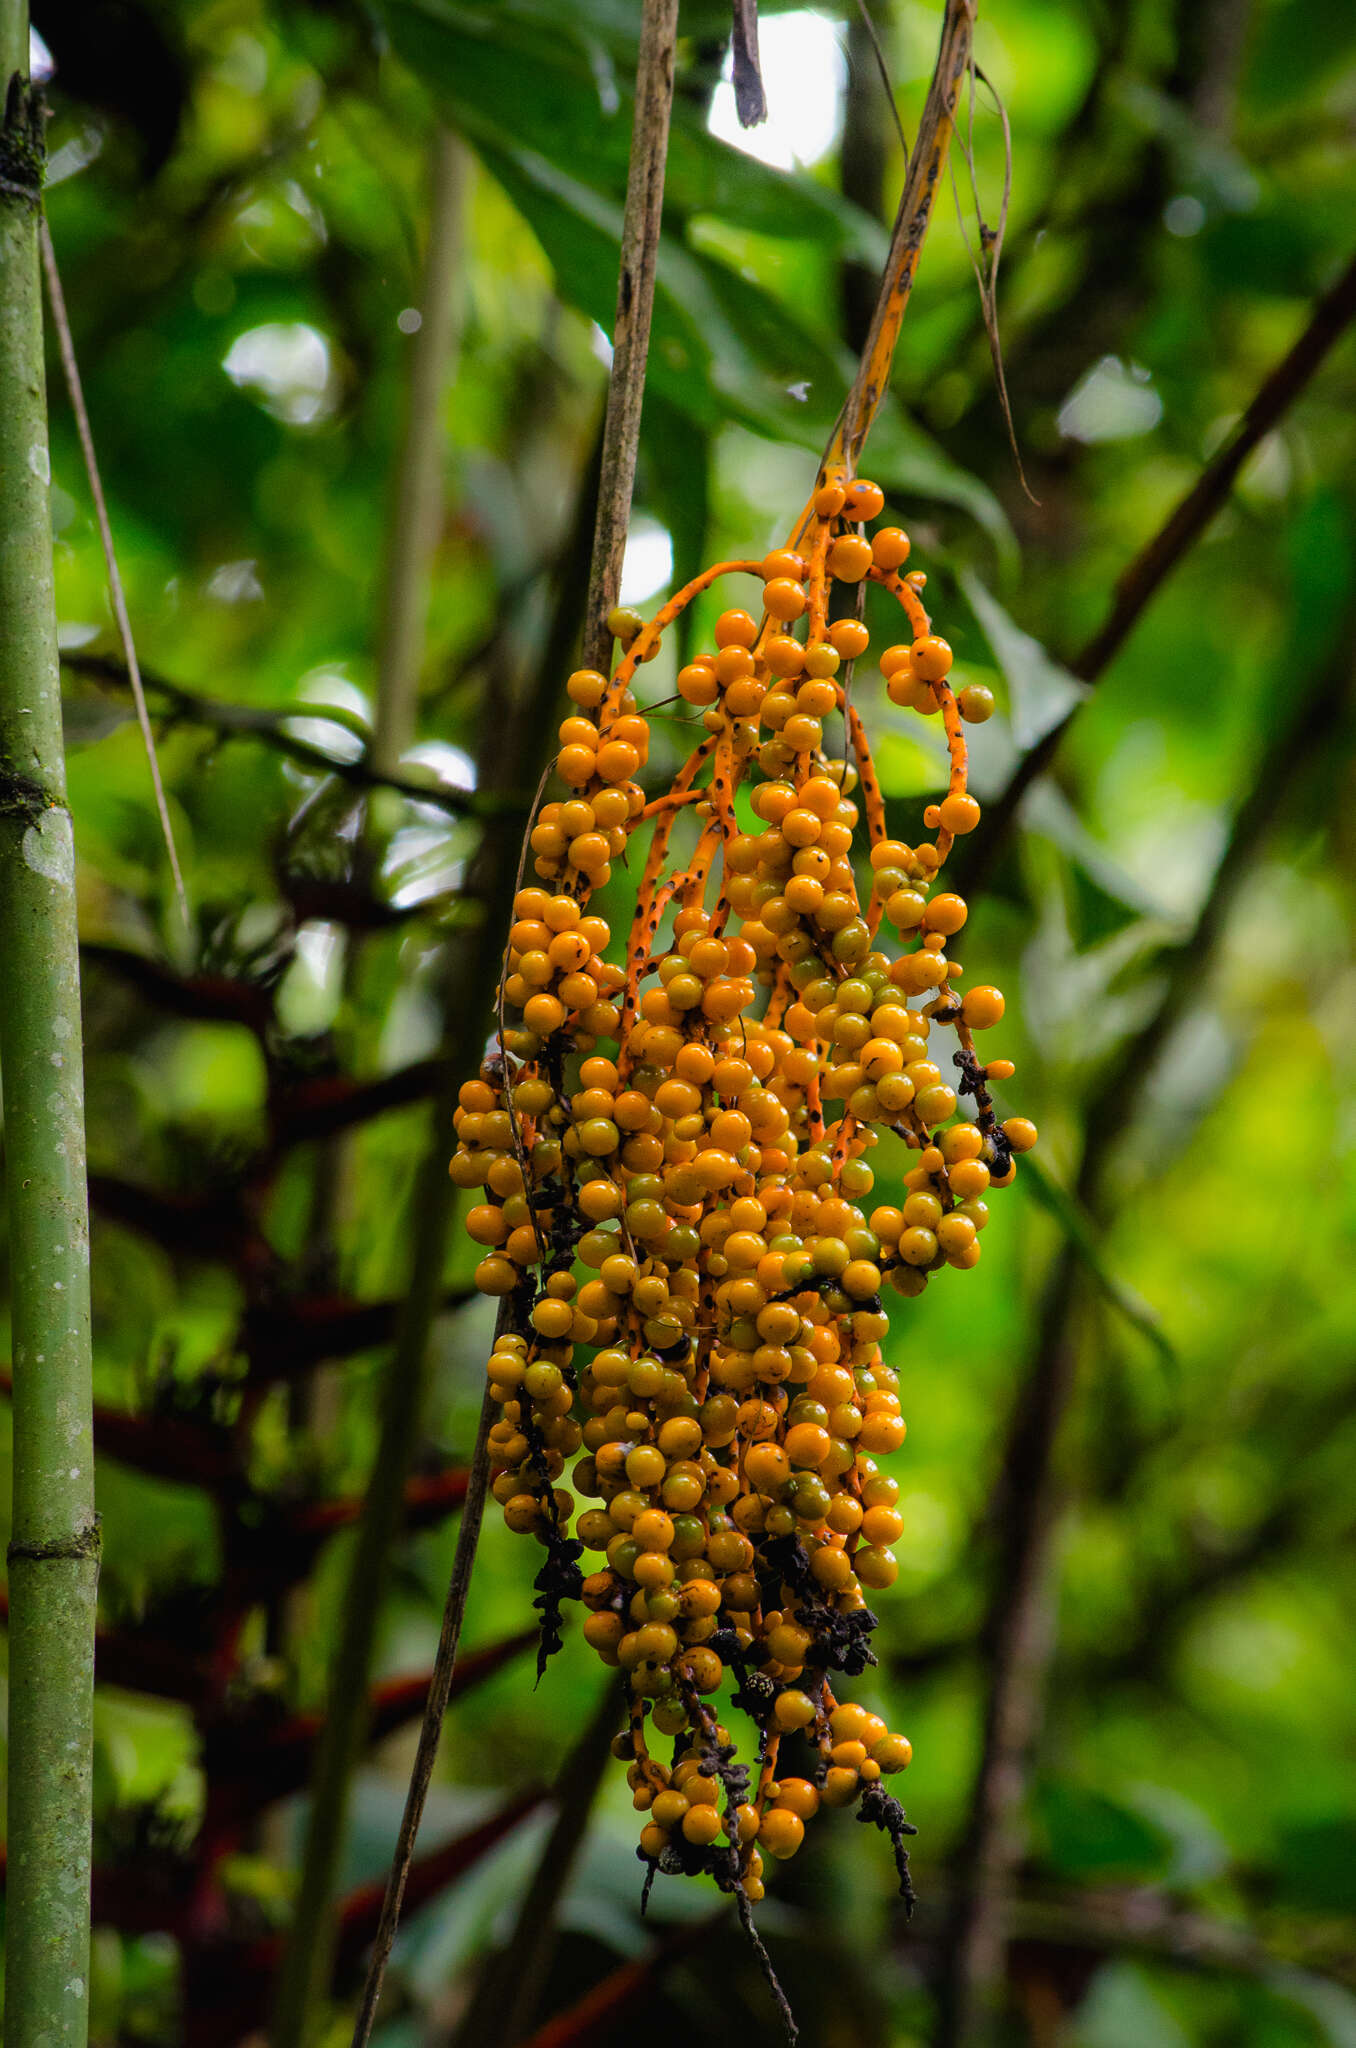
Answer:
[959,569,1089,749]
[641,392,709,653]
[1271,1971,1356,2048]
[383,0,886,257]
[1022,779,1174,926]
[1273,1816,1356,1913]
[869,412,1017,563]
[468,129,862,451]
[1019,1150,1179,1373]
[1034,1778,1175,1880]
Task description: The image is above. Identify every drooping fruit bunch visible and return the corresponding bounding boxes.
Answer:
[449,473,1035,1908]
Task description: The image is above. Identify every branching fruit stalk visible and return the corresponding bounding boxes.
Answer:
[0,14,99,2046]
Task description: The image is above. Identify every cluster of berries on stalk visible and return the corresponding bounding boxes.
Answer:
[449,474,1035,1907]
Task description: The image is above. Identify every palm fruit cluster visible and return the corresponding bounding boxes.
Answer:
[449,473,1036,1907]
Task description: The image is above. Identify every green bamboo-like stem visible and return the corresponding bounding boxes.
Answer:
[0,16,99,2047]
[344,425,604,2048]
[276,126,473,1675]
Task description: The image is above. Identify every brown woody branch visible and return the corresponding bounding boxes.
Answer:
[936,627,1355,2046]
[241,1286,473,1384]
[957,246,1356,899]
[200,1631,537,1842]
[82,940,276,1034]
[271,1055,450,1145]
[63,650,509,820]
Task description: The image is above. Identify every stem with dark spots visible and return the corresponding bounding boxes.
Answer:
[819,0,974,487]
[581,0,679,674]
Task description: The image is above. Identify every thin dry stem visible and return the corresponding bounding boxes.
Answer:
[949,61,1034,501]
[347,1379,498,2048]
[581,0,680,672]
[39,221,190,928]
[851,0,910,165]
[347,11,682,2038]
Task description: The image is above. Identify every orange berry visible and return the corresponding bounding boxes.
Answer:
[583,1611,625,1654]
[859,1412,906,1455]
[678,661,719,706]
[714,642,755,684]
[764,577,807,622]
[923,891,968,936]
[810,1545,853,1589]
[475,1255,517,1296]
[961,985,1005,1029]
[940,792,982,836]
[465,1204,507,1247]
[682,1803,723,1846]
[626,1445,666,1489]
[745,1441,792,1492]
[785,1422,831,1468]
[937,1213,977,1257]
[773,1690,818,1733]
[830,1703,870,1741]
[844,478,884,520]
[759,1808,805,1860]
[827,535,873,582]
[775,1777,820,1820]
[871,527,910,571]
[861,1505,904,1545]
[821,1766,860,1807]
[567,667,607,706]
[855,1545,898,1589]
[872,1733,913,1772]
[765,634,806,678]
[523,993,566,1036]
[911,635,953,682]
[829,618,870,658]
[715,608,759,649]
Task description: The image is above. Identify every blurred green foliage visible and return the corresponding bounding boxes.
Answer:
[2,0,1355,2043]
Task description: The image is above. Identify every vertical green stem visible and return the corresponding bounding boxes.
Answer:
[371,127,469,779]
[0,16,98,2048]
[269,121,471,2048]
